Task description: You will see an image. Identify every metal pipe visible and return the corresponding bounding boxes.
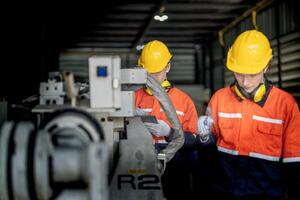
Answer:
[146,73,184,162]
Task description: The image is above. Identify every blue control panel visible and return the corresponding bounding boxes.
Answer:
[97,66,107,77]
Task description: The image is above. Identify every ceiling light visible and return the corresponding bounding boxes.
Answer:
[154,14,168,22]
[154,6,168,22]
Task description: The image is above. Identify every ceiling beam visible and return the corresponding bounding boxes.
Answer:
[143,37,206,43]
[80,34,208,41]
[79,36,135,42]
[63,48,134,53]
[84,27,217,36]
[91,21,225,28]
[86,30,138,35]
[114,3,161,11]
[162,3,251,10]
[75,42,199,49]
[114,2,251,12]
[103,13,237,20]
[64,47,196,54]
[104,13,149,20]
[75,42,132,48]
[91,22,141,28]
[151,22,226,28]
[147,29,212,35]
[159,13,238,20]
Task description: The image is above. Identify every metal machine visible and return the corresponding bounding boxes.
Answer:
[0,56,184,200]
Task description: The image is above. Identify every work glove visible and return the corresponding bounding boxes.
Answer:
[198,108,214,142]
[144,120,171,137]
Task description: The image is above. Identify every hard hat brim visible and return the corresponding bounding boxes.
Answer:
[226,48,272,74]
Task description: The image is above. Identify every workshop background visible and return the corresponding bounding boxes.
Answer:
[1,0,299,122]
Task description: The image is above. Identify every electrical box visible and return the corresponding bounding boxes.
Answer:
[39,72,65,105]
[89,56,121,109]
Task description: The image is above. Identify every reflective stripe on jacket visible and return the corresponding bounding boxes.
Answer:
[208,85,300,199]
[135,87,198,144]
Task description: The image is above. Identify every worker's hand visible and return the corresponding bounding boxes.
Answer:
[135,108,148,116]
[144,120,171,137]
[198,115,214,142]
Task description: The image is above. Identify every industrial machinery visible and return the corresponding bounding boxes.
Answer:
[0,56,184,200]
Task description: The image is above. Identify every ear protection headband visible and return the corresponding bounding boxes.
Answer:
[233,82,266,103]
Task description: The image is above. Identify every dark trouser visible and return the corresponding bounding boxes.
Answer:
[194,145,287,200]
[161,150,198,200]
[208,192,286,200]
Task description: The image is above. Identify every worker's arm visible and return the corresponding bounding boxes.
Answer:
[165,131,195,149]
[179,95,198,149]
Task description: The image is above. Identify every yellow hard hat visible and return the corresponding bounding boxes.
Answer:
[138,40,172,73]
[226,30,272,74]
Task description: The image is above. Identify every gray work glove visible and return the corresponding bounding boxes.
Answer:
[144,120,171,137]
[198,108,214,142]
[135,108,171,137]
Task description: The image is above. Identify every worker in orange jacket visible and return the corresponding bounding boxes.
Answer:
[198,30,300,200]
[135,40,198,199]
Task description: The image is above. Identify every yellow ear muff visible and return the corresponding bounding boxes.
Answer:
[161,80,171,88]
[253,84,266,102]
[233,83,266,103]
[144,87,153,95]
[233,84,245,100]
[144,80,172,95]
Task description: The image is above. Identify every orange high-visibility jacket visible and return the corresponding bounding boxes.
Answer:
[135,87,198,144]
[208,85,300,198]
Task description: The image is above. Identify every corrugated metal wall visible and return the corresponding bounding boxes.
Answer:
[211,40,225,92]
[276,32,300,98]
[59,51,139,81]
[218,0,299,104]
[60,50,196,84]
[168,54,195,84]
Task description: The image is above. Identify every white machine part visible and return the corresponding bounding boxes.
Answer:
[0,56,184,200]
[0,115,108,200]
[110,68,147,117]
[89,56,121,109]
[39,72,65,105]
[120,68,147,84]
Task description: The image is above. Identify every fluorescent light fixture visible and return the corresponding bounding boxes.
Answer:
[154,14,168,22]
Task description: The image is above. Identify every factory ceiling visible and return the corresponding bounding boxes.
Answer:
[44,0,260,53]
